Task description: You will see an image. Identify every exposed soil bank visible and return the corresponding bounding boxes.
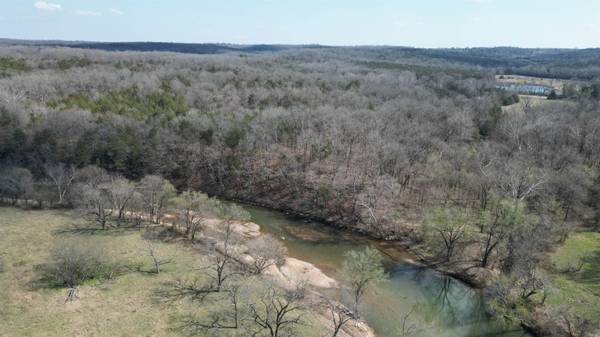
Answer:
[162,214,377,337]
[211,193,493,287]
[205,189,418,241]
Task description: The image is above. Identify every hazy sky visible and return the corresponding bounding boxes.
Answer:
[1,0,599,48]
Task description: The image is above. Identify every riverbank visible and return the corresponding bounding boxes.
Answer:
[207,195,600,337]
[0,206,376,337]
[161,212,378,337]
[207,190,420,242]
[214,194,493,288]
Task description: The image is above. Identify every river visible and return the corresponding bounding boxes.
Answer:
[234,202,530,337]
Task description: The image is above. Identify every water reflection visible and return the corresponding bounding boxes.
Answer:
[231,202,529,337]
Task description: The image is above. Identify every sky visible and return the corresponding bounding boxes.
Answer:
[0,0,599,48]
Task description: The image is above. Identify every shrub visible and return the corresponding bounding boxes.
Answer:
[43,239,122,288]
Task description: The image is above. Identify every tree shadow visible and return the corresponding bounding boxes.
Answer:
[52,223,145,237]
[579,244,600,296]
[142,226,181,243]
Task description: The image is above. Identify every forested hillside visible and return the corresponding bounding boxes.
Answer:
[3,39,600,79]
[1,44,600,335]
[1,45,598,232]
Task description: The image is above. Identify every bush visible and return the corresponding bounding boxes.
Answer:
[42,240,122,288]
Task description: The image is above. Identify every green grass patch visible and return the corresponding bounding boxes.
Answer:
[547,231,600,319]
[0,207,322,336]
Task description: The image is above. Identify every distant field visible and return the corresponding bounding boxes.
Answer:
[501,95,576,113]
[495,74,578,93]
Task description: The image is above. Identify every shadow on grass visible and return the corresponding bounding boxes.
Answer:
[142,226,182,243]
[52,223,145,236]
[559,235,600,297]
[580,245,600,295]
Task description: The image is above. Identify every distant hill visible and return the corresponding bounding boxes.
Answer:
[0,39,325,55]
[1,38,599,79]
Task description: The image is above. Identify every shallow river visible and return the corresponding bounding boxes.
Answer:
[236,202,530,337]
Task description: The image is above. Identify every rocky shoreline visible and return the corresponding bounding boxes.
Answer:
[161,214,378,337]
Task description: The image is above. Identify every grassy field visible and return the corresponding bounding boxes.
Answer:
[0,207,319,337]
[547,231,600,320]
[501,95,576,113]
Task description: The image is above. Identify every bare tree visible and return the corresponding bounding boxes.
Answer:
[246,234,287,275]
[43,162,75,205]
[249,288,303,337]
[324,300,352,337]
[137,175,176,224]
[74,165,109,189]
[179,285,241,333]
[207,221,240,292]
[108,176,135,224]
[144,239,173,274]
[74,182,113,229]
[171,190,209,239]
[126,191,146,228]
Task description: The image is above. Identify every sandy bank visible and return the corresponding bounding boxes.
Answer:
[160,214,377,337]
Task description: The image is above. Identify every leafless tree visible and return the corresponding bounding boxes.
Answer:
[74,182,113,229]
[137,175,176,224]
[323,300,353,337]
[246,234,287,275]
[249,288,303,337]
[206,221,241,292]
[108,176,135,224]
[43,162,75,205]
[144,239,173,274]
[179,285,241,333]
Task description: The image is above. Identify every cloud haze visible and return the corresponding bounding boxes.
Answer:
[33,1,61,11]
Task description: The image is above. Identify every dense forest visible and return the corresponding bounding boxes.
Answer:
[4,39,600,79]
[0,44,599,335]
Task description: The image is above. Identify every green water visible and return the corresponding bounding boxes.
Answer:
[237,203,529,337]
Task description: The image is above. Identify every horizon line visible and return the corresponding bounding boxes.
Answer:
[1,37,598,50]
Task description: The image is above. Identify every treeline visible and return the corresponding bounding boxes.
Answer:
[337,47,600,80]
[0,163,213,235]
[6,39,600,80]
[1,162,390,336]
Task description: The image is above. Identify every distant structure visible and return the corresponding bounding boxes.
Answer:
[496,83,552,96]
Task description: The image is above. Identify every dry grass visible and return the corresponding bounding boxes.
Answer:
[0,207,323,337]
[501,96,574,113]
[495,74,578,92]
[0,207,204,336]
